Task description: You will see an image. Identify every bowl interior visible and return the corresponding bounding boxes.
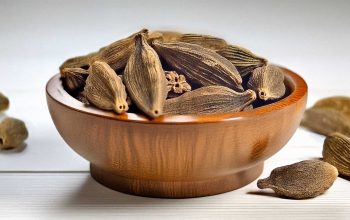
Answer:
[46,65,307,124]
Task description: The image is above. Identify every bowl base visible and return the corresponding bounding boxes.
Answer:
[90,163,264,198]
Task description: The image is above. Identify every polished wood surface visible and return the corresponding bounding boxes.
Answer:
[46,65,307,198]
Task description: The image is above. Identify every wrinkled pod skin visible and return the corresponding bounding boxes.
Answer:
[123,34,168,118]
[301,107,350,136]
[164,86,256,115]
[60,67,89,93]
[257,160,338,199]
[247,65,285,101]
[149,31,228,51]
[60,29,149,72]
[152,41,243,92]
[59,52,98,72]
[217,45,268,77]
[323,133,350,177]
[84,61,128,114]
[149,31,267,77]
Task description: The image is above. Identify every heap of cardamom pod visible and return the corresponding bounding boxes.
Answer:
[60,29,287,118]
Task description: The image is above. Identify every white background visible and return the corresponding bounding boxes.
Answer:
[0,0,350,219]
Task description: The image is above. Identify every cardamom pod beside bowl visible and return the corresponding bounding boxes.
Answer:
[46,65,307,198]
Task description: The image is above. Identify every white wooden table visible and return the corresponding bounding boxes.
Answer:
[1,1,350,219]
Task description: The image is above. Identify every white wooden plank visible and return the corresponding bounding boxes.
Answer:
[0,172,349,220]
[0,90,89,171]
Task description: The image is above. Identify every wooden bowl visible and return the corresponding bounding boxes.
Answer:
[46,65,307,198]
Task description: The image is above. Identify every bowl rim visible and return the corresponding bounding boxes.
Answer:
[46,65,308,124]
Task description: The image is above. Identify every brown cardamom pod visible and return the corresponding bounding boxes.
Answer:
[96,29,148,71]
[61,67,89,92]
[149,31,228,51]
[257,160,338,199]
[164,86,256,115]
[123,34,167,118]
[217,45,267,77]
[148,31,183,42]
[179,33,228,51]
[0,117,29,150]
[59,52,98,72]
[313,96,350,118]
[301,107,350,136]
[60,29,148,73]
[0,93,9,112]
[323,133,350,177]
[247,65,285,101]
[152,41,243,92]
[84,61,128,114]
[76,91,89,104]
[242,104,254,111]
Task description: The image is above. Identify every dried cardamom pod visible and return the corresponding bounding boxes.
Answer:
[313,96,350,118]
[84,61,128,114]
[76,91,89,104]
[165,71,191,94]
[323,133,350,177]
[61,67,89,92]
[148,31,183,42]
[247,65,285,101]
[0,117,29,150]
[60,29,148,73]
[0,93,9,112]
[301,107,350,136]
[242,104,254,111]
[117,75,133,106]
[217,45,268,77]
[164,86,256,115]
[257,160,338,199]
[123,34,167,118]
[150,31,228,51]
[59,51,98,72]
[96,29,148,71]
[152,41,243,91]
[179,33,228,51]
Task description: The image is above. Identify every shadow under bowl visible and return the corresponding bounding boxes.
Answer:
[46,65,307,198]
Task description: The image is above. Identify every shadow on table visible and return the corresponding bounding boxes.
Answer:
[62,175,192,209]
[246,190,280,199]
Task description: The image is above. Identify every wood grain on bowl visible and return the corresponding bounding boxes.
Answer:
[46,65,307,198]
